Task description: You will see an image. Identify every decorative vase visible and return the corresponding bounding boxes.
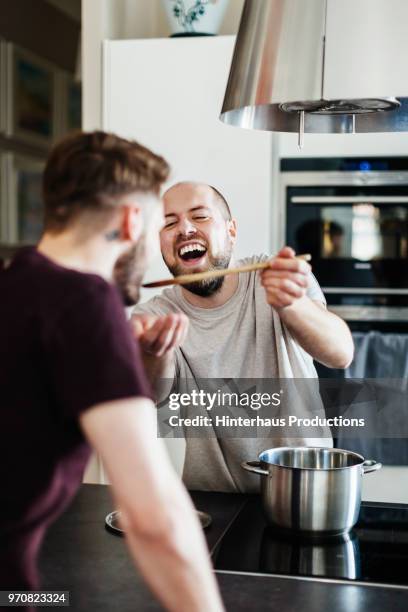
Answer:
[162,0,229,36]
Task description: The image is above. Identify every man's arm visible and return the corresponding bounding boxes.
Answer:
[276,296,353,368]
[130,312,188,390]
[80,397,224,612]
[261,247,354,369]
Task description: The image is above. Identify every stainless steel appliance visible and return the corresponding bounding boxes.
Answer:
[241,447,381,535]
[281,157,408,323]
[214,497,408,588]
[221,0,408,138]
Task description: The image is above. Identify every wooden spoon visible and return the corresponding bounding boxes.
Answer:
[142,254,311,289]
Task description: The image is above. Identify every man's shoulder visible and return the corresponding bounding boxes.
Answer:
[5,247,115,314]
[62,268,112,298]
[47,267,116,313]
[237,253,270,267]
[237,254,271,290]
[49,272,122,334]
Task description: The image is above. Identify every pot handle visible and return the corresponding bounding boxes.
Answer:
[241,460,268,476]
[362,459,382,474]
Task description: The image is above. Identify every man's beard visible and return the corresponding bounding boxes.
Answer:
[113,236,147,305]
[165,247,232,298]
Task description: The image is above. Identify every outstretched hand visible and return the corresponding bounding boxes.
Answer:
[130,312,189,358]
[260,246,311,309]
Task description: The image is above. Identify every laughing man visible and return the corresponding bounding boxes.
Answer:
[132,182,354,492]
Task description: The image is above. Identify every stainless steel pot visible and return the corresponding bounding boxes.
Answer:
[242,447,382,535]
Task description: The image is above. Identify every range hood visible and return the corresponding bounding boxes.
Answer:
[220,0,408,139]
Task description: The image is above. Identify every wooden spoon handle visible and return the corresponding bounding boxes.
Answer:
[142,254,311,289]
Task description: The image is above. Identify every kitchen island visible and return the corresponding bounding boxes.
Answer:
[38,484,408,611]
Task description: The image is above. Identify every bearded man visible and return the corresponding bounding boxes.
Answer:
[132,182,354,492]
[0,139,224,612]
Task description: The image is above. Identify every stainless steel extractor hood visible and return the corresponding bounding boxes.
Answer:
[220,0,408,138]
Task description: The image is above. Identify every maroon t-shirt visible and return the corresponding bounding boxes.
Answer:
[0,247,151,589]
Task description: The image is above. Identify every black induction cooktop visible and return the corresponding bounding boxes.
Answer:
[213,499,408,588]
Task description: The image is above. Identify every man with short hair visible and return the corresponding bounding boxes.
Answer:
[0,136,224,612]
[132,181,354,492]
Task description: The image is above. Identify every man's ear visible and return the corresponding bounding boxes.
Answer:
[227,219,237,244]
[122,205,143,242]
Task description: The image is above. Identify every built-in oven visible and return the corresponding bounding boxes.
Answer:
[280,157,408,324]
[280,159,408,465]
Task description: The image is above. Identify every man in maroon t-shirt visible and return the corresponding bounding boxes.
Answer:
[0,131,224,612]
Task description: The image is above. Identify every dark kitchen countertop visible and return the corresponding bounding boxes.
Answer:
[38,484,408,611]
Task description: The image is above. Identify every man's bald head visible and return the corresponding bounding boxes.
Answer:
[163,182,232,221]
[160,181,237,297]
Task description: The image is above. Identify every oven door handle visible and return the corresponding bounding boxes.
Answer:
[323,288,408,295]
[291,196,408,204]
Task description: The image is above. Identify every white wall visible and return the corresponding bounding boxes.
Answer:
[103,36,273,297]
[100,35,273,477]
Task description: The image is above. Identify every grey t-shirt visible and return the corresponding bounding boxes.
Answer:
[134,255,332,492]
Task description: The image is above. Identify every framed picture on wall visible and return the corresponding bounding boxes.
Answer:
[7,44,56,146]
[5,154,45,244]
